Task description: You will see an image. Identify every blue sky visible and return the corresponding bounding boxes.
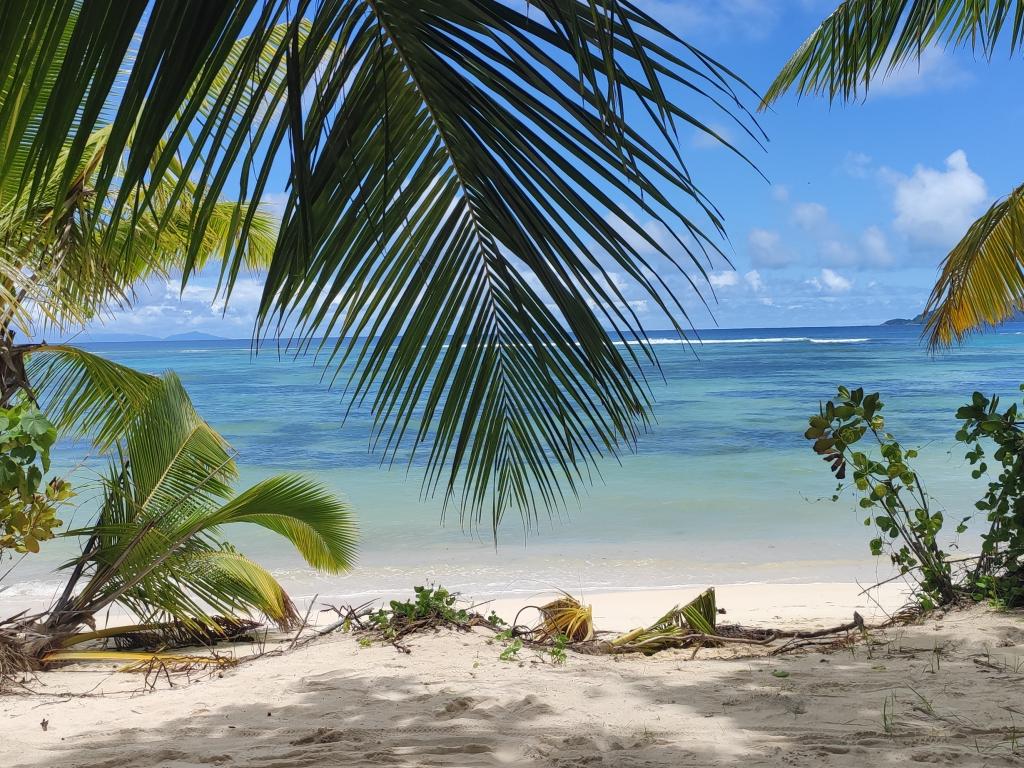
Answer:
[86,1,1024,338]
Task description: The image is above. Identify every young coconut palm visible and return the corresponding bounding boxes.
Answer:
[761,0,1024,349]
[16,369,355,663]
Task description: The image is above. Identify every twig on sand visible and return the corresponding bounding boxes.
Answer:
[288,594,318,651]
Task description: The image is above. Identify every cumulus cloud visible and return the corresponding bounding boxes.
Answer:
[691,123,735,150]
[888,150,987,248]
[747,228,794,268]
[807,268,852,294]
[744,270,765,292]
[709,270,740,289]
[770,184,790,202]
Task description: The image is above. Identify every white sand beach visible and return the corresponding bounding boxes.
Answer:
[4,582,1023,768]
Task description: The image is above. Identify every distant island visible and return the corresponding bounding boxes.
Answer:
[883,310,1024,326]
[163,331,228,341]
[50,330,232,343]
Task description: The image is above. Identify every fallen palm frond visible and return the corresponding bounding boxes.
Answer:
[532,593,594,643]
[0,631,34,687]
[41,648,237,673]
[58,616,263,651]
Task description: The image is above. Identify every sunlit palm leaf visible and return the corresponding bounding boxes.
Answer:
[761,0,1024,107]
[26,344,160,448]
[205,475,357,574]
[51,374,355,632]
[923,183,1024,347]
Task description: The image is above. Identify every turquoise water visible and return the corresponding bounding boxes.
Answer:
[4,324,1024,606]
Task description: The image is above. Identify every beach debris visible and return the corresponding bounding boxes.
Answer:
[532,592,594,643]
[332,586,507,653]
[40,648,238,673]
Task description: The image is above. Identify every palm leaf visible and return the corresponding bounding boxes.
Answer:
[923,183,1024,348]
[232,1,762,530]
[761,0,1024,108]
[3,2,763,533]
[203,474,357,574]
[48,373,355,633]
[25,343,161,448]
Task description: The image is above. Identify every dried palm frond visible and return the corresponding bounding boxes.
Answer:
[610,588,718,653]
[533,592,594,643]
[41,648,238,672]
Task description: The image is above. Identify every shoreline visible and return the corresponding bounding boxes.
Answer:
[0,580,912,636]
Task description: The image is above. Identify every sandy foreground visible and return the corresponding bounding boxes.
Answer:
[3,582,1024,767]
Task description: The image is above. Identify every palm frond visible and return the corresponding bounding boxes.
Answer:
[205,474,357,574]
[5,2,764,532]
[761,0,1024,107]
[923,183,1024,348]
[48,373,354,633]
[25,343,161,448]
[235,0,761,530]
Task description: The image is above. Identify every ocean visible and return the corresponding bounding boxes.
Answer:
[4,323,1023,608]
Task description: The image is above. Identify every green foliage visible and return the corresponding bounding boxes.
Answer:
[42,371,356,635]
[549,634,568,665]
[367,586,473,641]
[499,638,523,662]
[806,387,955,605]
[0,403,71,555]
[955,388,1024,606]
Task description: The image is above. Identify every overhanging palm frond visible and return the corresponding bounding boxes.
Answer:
[923,183,1024,348]
[235,1,762,531]
[6,2,764,532]
[761,0,1024,107]
[25,344,160,448]
[205,474,356,574]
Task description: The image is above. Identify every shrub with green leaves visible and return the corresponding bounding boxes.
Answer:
[806,387,956,606]
[0,403,71,555]
[955,390,1024,606]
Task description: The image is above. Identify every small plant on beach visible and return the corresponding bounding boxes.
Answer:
[549,634,568,665]
[0,403,71,558]
[499,638,523,662]
[806,387,956,606]
[356,586,506,651]
[368,586,472,639]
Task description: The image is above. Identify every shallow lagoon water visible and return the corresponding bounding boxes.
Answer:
[5,323,1023,606]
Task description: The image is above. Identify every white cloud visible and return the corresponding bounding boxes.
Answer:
[747,228,794,268]
[709,270,740,289]
[770,184,790,202]
[744,270,765,292]
[819,268,852,293]
[792,202,829,231]
[889,150,987,248]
